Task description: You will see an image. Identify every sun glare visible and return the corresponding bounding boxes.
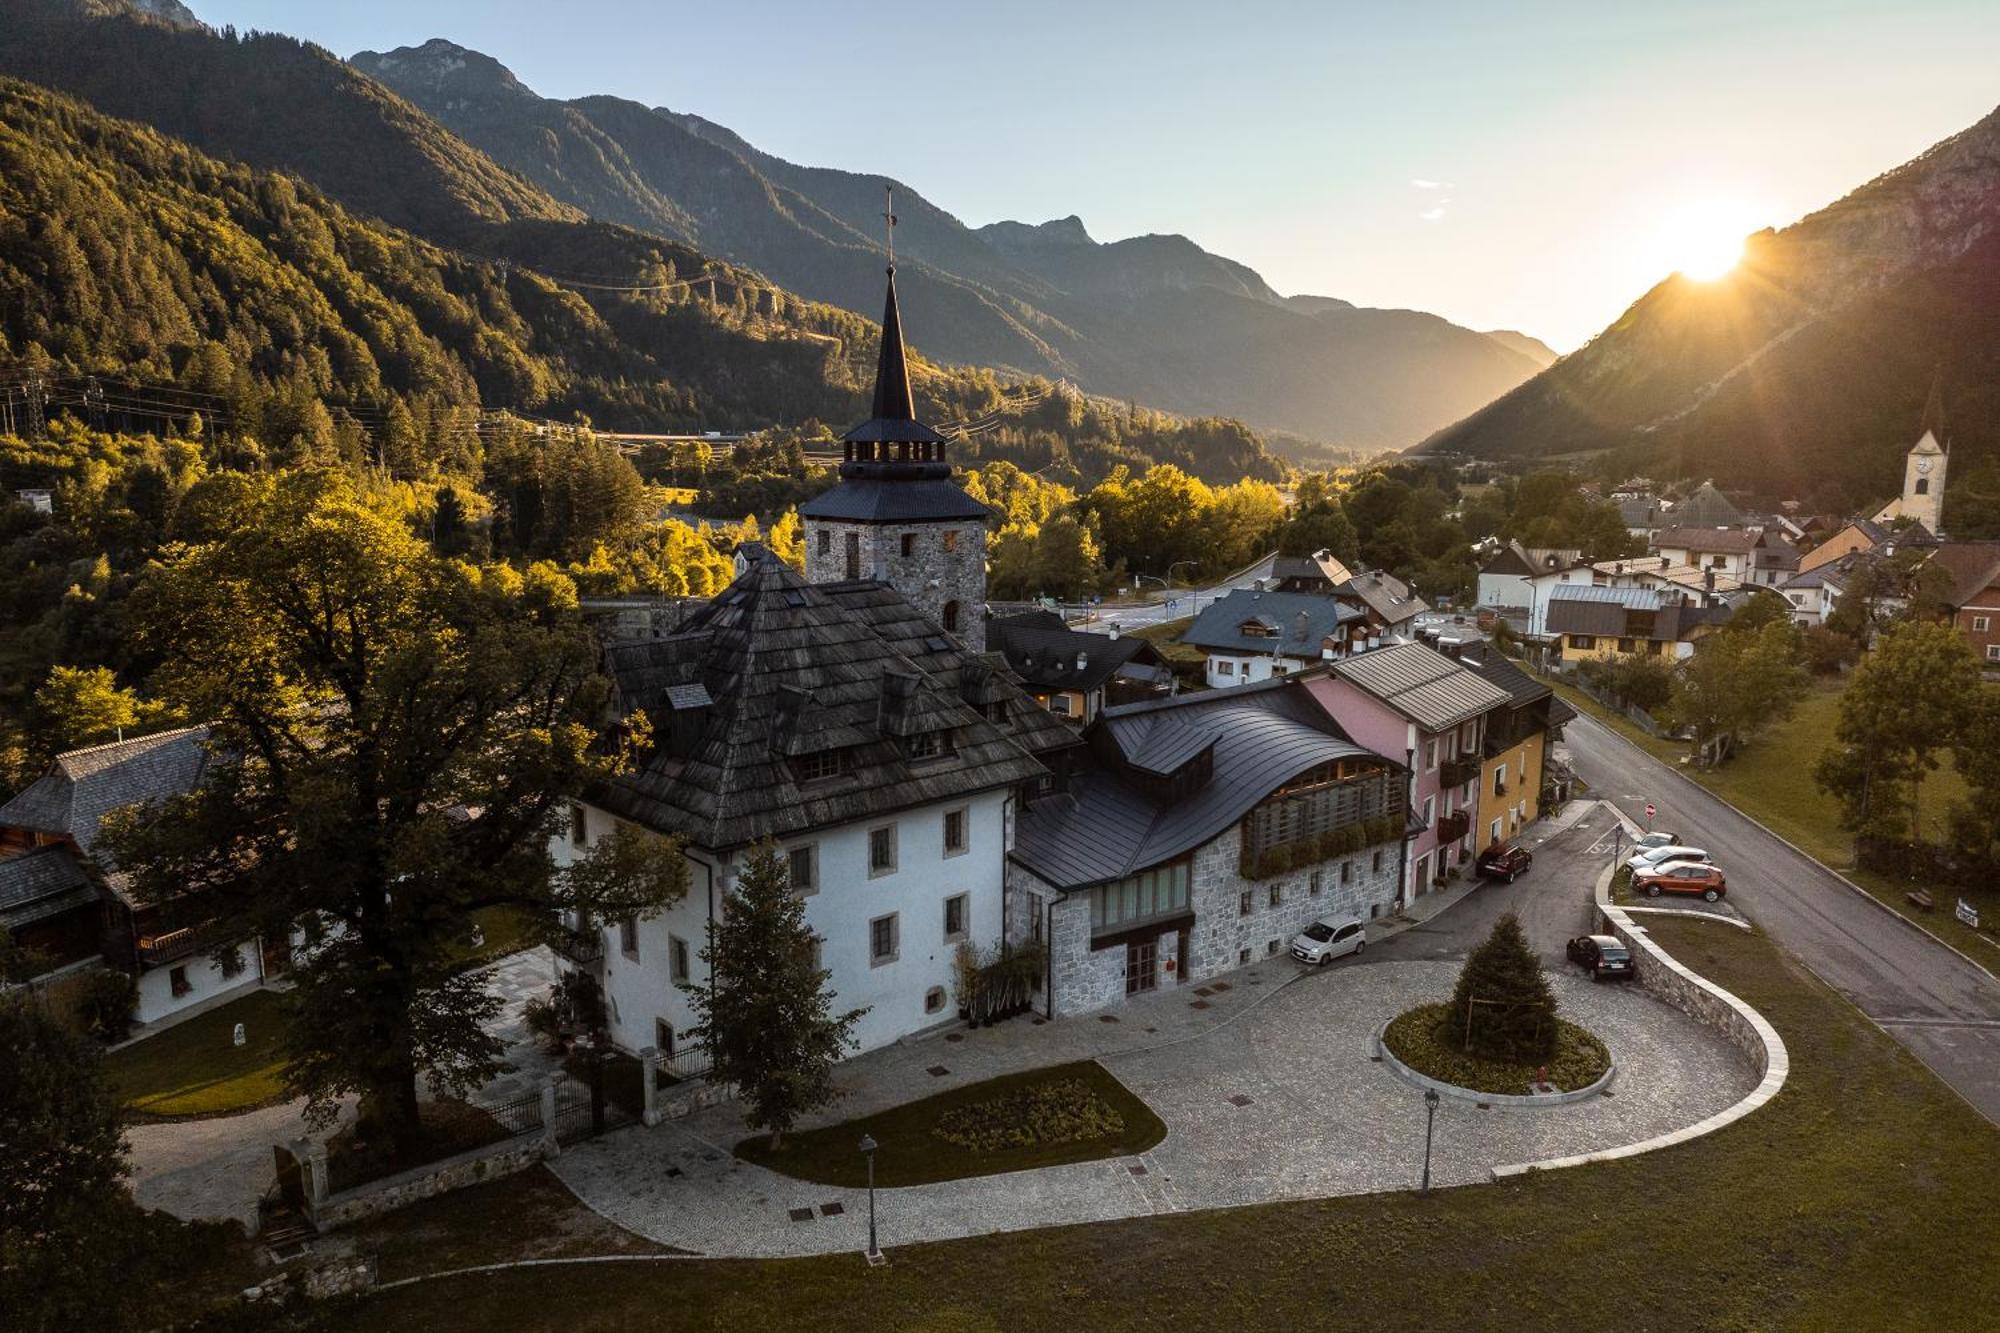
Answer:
[1655,197,1759,282]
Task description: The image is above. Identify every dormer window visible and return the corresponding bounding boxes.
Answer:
[793,749,845,784]
[905,730,955,761]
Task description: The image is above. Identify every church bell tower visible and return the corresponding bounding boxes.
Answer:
[799,190,990,649]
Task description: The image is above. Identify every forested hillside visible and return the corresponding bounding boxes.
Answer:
[1419,102,2000,511]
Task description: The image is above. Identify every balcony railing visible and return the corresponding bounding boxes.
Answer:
[1437,811,1471,845]
[1440,756,1481,789]
[137,925,207,967]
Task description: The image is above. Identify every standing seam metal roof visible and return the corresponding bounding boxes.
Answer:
[1328,642,1512,733]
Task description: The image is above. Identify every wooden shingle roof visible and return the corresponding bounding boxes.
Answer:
[592,555,1077,850]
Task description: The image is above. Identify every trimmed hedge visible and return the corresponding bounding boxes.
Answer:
[1383,1002,1609,1095]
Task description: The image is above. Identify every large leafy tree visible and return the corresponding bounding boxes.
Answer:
[1815,620,1983,846]
[104,470,685,1144]
[689,843,866,1150]
[1668,620,1809,765]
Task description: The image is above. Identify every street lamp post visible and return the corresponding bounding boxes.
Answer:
[858,1133,880,1261]
[1420,1088,1441,1193]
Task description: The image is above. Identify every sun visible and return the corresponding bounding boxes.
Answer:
[1654,197,1759,282]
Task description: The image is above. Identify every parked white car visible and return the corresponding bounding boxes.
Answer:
[1632,830,1682,851]
[1626,844,1710,873]
[1290,915,1367,966]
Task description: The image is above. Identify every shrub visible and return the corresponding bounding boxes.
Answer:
[932,1077,1125,1153]
[1384,1002,1609,1095]
[1447,913,1558,1061]
[74,969,137,1043]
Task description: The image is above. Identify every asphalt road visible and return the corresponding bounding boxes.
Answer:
[1370,814,1610,969]
[1564,712,2000,1126]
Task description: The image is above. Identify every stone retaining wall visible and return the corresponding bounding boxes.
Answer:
[310,1137,550,1231]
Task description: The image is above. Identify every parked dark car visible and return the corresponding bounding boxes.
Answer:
[1567,934,1636,981]
[1476,843,1533,883]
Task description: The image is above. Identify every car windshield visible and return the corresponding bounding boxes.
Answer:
[1302,923,1335,942]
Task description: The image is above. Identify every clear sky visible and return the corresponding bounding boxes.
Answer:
[198,1,1999,351]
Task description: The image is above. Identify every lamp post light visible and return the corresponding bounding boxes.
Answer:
[1420,1088,1441,1193]
[858,1133,880,1262]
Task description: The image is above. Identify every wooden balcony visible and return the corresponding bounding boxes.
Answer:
[1437,811,1471,845]
[1440,756,1481,789]
[550,928,605,966]
[136,925,207,966]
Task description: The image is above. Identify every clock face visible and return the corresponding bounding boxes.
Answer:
[1916,458,1933,475]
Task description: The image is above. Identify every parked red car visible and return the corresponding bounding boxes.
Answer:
[1634,860,1727,903]
[1476,843,1533,883]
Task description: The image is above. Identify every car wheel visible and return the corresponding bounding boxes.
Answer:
[1645,883,1662,897]
[1703,888,1720,903]
[1505,871,1516,884]
[1318,953,1333,967]
[1354,939,1366,954]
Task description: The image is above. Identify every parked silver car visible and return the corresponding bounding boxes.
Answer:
[1290,915,1367,966]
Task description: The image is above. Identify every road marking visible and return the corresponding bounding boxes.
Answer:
[1871,1017,2000,1031]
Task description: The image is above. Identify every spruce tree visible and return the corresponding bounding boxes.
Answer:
[689,843,866,1150]
[1447,912,1559,1061]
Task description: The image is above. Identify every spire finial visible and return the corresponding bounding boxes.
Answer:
[882,183,897,271]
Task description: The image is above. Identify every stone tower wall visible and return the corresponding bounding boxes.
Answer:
[804,518,988,652]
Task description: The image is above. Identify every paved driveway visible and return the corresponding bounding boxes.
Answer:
[552,815,1754,1257]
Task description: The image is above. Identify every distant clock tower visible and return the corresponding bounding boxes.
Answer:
[1898,426,1947,536]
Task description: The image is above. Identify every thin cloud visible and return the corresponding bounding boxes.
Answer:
[1410,178,1450,190]
[1418,205,1448,222]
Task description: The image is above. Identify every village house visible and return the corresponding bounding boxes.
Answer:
[987,611,1175,724]
[1647,526,1761,578]
[1542,584,1732,663]
[1444,642,1574,848]
[1303,642,1513,900]
[1925,542,2000,668]
[1474,541,1582,612]
[1181,587,1365,687]
[1241,550,1430,638]
[1006,678,1408,1015]
[0,727,288,1027]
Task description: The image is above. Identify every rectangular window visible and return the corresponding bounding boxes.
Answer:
[844,532,860,580]
[1423,795,1435,827]
[1267,882,1283,909]
[221,948,244,979]
[619,917,639,959]
[1988,645,2000,662]
[1491,817,1503,843]
[1341,860,1352,885]
[869,913,899,965]
[986,700,1009,725]
[794,749,842,783]
[1216,660,1236,678]
[1571,634,1597,650]
[1976,616,1992,632]
[906,730,948,760]
[943,893,969,942]
[869,824,897,877]
[669,934,690,985]
[1424,739,1438,770]
[169,965,190,998]
[1372,849,1384,873]
[1089,861,1191,932]
[1310,870,1323,897]
[788,844,817,895]
[816,530,830,555]
[1494,764,1507,796]
[900,532,916,558]
[1267,938,1281,956]
[654,1018,674,1057]
[569,802,587,847]
[943,807,969,856]
[1618,637,1636,653]
[1048,692,1075,716]
[942,530,959,553]
[1239,889,1253,917]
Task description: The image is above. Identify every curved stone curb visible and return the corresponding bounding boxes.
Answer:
[375,1252,704,1293]
[1491,856,1787,1180]
[1373,1021,1615,1107]
[1620,904,1753,931]
[1581,709,1999,985]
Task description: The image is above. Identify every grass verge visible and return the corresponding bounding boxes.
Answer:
[107,987,290,1118]
[317,918,2000,1332]
[735,1059,1165,1187]
[1382,1003,1608,1094]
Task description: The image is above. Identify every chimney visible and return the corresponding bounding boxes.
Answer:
[1704,568,1716,593]
[1295,611,1312,644]
[1076,652,1088,672]
[1108,623,1121,641]
[1659,555,1669,570]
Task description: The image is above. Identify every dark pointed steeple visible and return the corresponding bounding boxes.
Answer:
[869,266,919,423]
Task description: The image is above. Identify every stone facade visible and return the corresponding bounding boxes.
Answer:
[1010,827,1402,1018]
[308,1136,550,1231]
[804,517,988,652]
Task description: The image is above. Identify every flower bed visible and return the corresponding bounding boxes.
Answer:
[1383,1002,1609,1096]
[932,1077,1125,1153]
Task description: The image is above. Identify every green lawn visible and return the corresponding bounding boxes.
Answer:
[1552,676,2000,960]
[314,919,2000,1331]
[107,988,290,1118]
[735,1059,1166,1188]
